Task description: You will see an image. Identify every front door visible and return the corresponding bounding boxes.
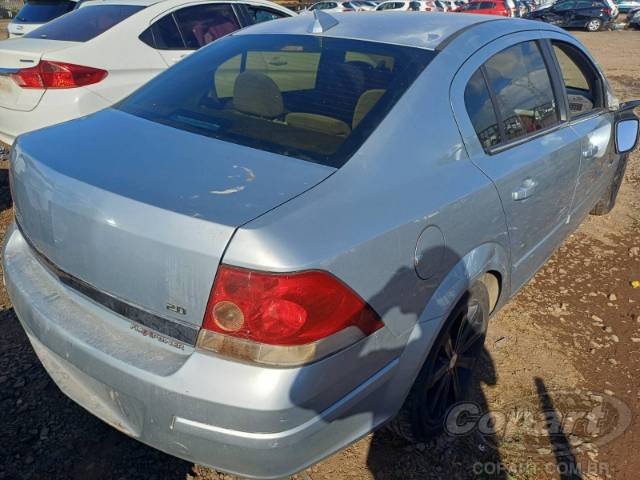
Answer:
[548,39,616,221]
[452,35,582,292]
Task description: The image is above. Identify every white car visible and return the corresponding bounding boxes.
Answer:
[375,0,443,11]
[0,0,293,145]
[7,0,80,38]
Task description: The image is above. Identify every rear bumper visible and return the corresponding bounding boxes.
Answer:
[0,88,110,145]
[3,224,402,479]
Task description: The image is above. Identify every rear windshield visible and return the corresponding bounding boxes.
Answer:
[118,34,434,167]
[14,1,75,23]
[25,4,144,41]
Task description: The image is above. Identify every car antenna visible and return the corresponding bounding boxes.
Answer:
[308,10,339,33]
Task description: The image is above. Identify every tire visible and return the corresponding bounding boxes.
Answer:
[590,154,628,216]
[586,18,603,31]
[388,281,490,443]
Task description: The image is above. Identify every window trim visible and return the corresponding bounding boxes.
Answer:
[476,40,567,156]
[230,3,253,28]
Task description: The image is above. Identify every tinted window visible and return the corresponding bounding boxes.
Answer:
[247,6,287,23]
[14,0,74,23]
[139,13,184,50]
[484,41,559,142]
[465,69,502,151]
[25,5,144,41]
[552,42,602,117]
[174,4,239,49]
[118,34,434,168]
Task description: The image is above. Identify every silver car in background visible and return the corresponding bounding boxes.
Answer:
[4,11,639,479]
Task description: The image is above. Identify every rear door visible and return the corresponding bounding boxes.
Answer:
[569,0,598,25]
[551,0,577,25]
[451,34,582,292]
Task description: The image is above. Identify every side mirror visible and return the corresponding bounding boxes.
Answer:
[614,100,640,154]
[615,118,639,154]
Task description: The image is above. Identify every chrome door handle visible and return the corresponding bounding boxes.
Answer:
[512,178,537,201]
[583,144,599,158]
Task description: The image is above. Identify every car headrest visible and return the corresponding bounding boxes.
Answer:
[286,113,351,137]
[352,89,386,129]
[233,71,284,119]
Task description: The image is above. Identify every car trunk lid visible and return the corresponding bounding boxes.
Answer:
[11,108,334,333]
[0,38,77,111]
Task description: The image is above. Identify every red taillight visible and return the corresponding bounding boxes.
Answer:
[602,7,612,14]
[10,61,107,89]
[202,265,383,347]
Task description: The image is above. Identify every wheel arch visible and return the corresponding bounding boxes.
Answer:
[379,241,510,418]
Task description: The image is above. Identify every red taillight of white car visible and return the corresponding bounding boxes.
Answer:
[10,61,108,89]
[196,265,384,366]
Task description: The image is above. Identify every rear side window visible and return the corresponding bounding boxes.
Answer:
[25,5,144,41]
[465,69,502,151]
[118,34,434,168]
[139,13,184,49]
[552,41,602,117]
[174,4,240,49]
[14,0,74,24]
[483,41,559,143]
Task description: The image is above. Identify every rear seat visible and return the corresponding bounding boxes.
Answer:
[231,71,386,137]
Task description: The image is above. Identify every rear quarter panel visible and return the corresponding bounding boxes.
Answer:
[41,7,169,103]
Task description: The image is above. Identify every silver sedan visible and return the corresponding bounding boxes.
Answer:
[4,11,639,479]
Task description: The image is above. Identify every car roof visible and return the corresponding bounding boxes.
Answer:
[234,11,544,50]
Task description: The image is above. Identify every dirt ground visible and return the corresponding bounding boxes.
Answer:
[1,21,640,480]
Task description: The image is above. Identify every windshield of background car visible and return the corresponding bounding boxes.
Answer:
[14,0,75,23]
[118,34,435,168]
[24,4,145,41]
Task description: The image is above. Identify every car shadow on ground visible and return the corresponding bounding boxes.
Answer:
[535,378,583,480]
[364,345,507,480]
[0,307,194,480]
